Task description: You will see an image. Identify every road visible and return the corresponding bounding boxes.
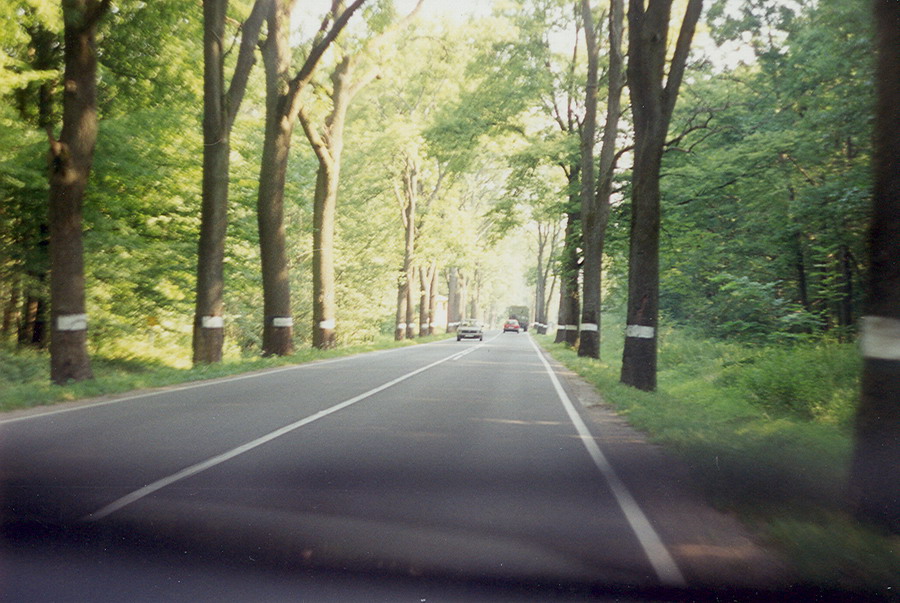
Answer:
[0,332,786,601]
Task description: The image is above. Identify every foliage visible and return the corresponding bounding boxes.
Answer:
[658,0,873,343]
[718,342,861,425]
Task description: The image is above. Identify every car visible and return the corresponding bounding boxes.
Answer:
[456,319,483,341]
[503,319,520,333]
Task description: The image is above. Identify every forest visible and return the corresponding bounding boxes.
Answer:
[1,0,898,545]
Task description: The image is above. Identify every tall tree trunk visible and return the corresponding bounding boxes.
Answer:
[312,162,339,348]
[535,223,548,334]
[256,0,367,355]
[394,156,417,339]
[428,263,438,335]
[194,0,229,363]
[418,262,433,337]
[193,0,269,364]
[305,1,423,349]
[579,0,624,358]
[848,0,900,534]
[257,0,296,356]
[576,0,600,356]
[405,264,417,339]
[48,0,111,384]
[555,197,581,346]
[620,0,702,391]
[394,272,408,340]
[447,268,460,332]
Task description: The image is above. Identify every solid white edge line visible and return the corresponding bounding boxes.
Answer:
[83,346,465,522]
[526,336,686,587]
[0,339,460,426]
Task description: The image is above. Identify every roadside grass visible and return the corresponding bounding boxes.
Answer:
[536,321,898,592]
[0,334,452,413]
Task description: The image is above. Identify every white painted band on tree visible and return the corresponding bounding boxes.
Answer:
[581,323,599,332]
[397,323,407,330]
[626,325,655,339]
[57,314,88,331]
[201,316,224,329]
[319,319,335,330]
[861,315,900,361]
[565,325,578,331]
[421,323,429,329]
[272,317,293,328]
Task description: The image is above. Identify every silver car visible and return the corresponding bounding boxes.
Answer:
[456,319,483,341]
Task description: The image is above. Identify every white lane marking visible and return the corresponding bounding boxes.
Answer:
[0,340,459,426]
[527,336,686,587]
[83,346,468,522]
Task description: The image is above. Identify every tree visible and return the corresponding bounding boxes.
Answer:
[47,0,113,384]
[578,0,624,358]
[256,0,366,356]
[193,0,271,365]
[847,0,899,534]
[620,0,702,391]
[299,0,424,349]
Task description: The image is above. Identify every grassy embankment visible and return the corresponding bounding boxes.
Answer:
[536,318,898,592]
[0,334,450,413]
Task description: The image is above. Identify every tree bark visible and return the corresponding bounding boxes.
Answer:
[579,0,624,359]
[847,0,900,534]
[312,161,338,348]
[257,0,297,356]
[394,156,417,339]
[576,0,600,357]
[48,0,111,384]
[620,0,702,391]
[447,268,460,332]
[555,181,581,346]
[193,0,269,364]
[394,272,408,340]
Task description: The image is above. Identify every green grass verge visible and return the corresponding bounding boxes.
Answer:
[0,334,452,413]
[535,323,898,593]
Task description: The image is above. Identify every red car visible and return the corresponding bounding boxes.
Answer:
[503,319,521,333]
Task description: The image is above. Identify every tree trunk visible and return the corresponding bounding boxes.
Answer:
[257,0,296,356]
[847,0,900,534]
[579,0,624,359]
[48,0,111,384]
[555,201,581,346]
[620,0,702,391]
[620,139,663,390]
[312,162,339,349]
[394,272,408,340]
[447,268,460,332]
[193,0,269,364]
[193,0,229,364]
[418,262,436,337]
[428,263,438,335]
[405,264,417,339]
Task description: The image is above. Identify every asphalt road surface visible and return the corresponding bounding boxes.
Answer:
[0,332,787,601]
